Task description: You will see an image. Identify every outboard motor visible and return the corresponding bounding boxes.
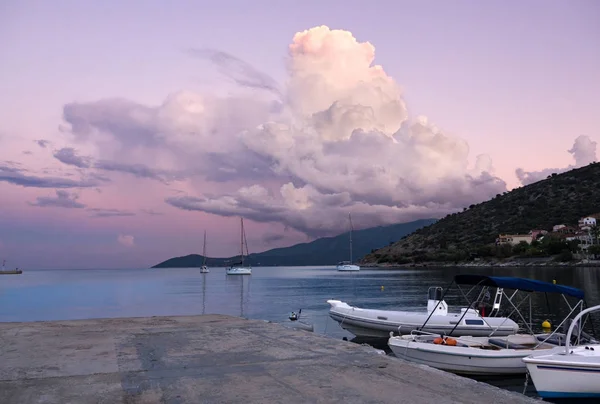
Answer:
[289,309,301,321]
[427,287,448,316]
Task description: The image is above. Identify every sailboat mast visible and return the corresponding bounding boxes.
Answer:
[240,217,244,266]
[202,231,207,266]
[349,213,353,264]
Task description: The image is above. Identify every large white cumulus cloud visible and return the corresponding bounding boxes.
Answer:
[60,25,507,236]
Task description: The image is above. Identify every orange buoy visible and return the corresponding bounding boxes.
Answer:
[433,337,444,344]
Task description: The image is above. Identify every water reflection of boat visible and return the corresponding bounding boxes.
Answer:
[523,304,600,399]
[388,275,593,376]
[328,285,519,338]
[201,272,207,315]
[226,274,251,317]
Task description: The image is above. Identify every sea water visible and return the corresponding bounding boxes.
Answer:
[2,265,599,398]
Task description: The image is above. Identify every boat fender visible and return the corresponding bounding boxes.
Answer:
[433,337,458,346]
[445,337,457,346]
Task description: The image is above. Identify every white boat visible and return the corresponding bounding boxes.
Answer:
[200,231,209,273]
[328,286,519,338]
[388,274,588,376]
[389,333,565,375]
[226,217,252,275]
[337,213,360,271]
[523,304,600,399]
[336,262,360,271]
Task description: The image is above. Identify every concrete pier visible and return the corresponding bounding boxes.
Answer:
[0,315,537,403]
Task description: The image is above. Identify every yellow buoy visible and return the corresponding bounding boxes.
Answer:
[552,279,556,284]
[381,286,384,291]
[542,319,551,329]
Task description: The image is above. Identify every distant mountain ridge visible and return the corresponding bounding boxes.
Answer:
[151,218,436,268]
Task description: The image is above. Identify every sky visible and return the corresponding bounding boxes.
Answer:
[0,0,598,269]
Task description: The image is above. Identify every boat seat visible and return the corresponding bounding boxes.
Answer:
[488,338,529,350]
[536,335,565,346]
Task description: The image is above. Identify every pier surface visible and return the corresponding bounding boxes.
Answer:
[0,315,536,403]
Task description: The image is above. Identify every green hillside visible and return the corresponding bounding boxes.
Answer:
[362,163,600,265]
[152,218,436,268]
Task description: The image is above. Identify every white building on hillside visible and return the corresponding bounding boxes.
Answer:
[579,216,597,229]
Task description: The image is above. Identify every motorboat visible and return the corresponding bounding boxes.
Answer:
[337,213,360,272]
[523,304,600,398]
[388,274,589,376]
[226,217,252,275]
[327,285,519,338]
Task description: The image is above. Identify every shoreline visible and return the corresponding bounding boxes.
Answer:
[361,258,600,269]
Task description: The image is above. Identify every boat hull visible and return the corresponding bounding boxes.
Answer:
[523,344,600,398]
[226,267,252,275]
[389,336,537,375]
[327,300,519,338]
[337,264,360,271]
[200,265,209,273]
[0,270,22,275]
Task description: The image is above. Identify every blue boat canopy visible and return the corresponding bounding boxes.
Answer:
[454,275,585,300]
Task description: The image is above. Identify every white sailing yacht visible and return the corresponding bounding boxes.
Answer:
[226,217,252,275]
[337,213,360,271]
[200,230,209,273]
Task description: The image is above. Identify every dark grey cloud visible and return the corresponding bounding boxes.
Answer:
[89,172,112,183]
[63,98,162,148]
[262,232,285,244]
[0,164,99,189]
[53,147,92,168]
[35,139,50,148]
[22,151,33,155]
[30,190,86,209]
[87,208,135,218]
[93,160,184,183]
[141,209,163,216]
[188,48,282,98]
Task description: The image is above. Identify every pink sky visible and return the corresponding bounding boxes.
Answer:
[0,1,598,269]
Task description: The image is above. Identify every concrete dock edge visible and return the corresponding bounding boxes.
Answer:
[0,314,538,403]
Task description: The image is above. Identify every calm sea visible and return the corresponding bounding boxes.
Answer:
[2,265,600,399]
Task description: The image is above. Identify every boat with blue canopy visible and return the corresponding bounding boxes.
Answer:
[388,274,597,376]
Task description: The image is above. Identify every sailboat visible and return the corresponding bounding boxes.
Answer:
[200,231,209,273]
[336,213,360,271]
[0,259,22,275]
[226,218,252,275]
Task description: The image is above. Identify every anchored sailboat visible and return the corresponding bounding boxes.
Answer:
[226,218,252,275]
[200,231,209,273]
[0,259,22,275]
[337,213,360,271]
